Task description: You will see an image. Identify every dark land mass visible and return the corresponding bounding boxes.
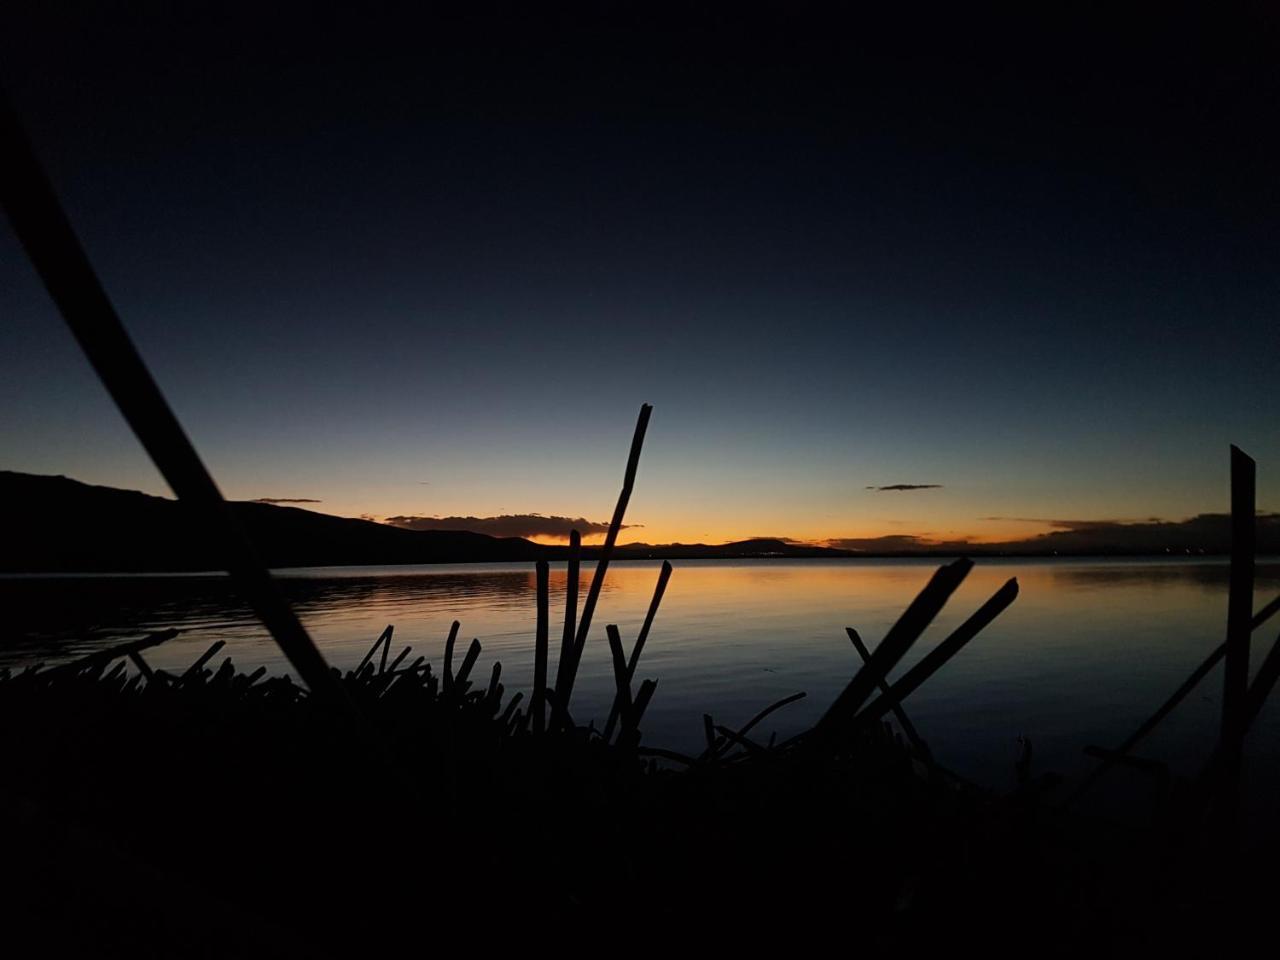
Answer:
[3,471,1278,573]
[0,471,544,572]
[0,471,858,572]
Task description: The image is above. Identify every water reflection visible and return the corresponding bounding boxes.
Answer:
[1050,560,1280,589]
[4,558,1280,817]
[0,566,617,663]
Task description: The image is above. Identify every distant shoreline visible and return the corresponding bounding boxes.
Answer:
[6,470,1278,574]
[5,553,1280,579]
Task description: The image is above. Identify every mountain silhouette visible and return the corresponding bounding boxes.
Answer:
[0,471,870,570]
[1,471,544,572]
[1,472,860,572]
[6,471,1275,573]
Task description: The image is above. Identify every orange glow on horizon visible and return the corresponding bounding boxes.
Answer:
[511,518,1065,549]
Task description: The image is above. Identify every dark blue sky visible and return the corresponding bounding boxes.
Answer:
[2,4,1276,544]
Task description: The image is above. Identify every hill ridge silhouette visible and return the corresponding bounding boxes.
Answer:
[4,471,1277,572]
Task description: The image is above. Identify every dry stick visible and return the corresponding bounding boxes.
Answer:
[0,98,350,711]
[485,662,503,713]
[1245,628,1280,732]
[715,724,766,757]
[499,692,525,728]
[552,529,582,726]
[1065,646,1226,809]
[34,629,178,680]
[602,561,673,742]
[1254,594,1280,633]
[627,560,673,677]
[179,641,227,686]
[813,558,974,745]
[736,692,806,744]
[604,625,633,744]
[1065,596,1280,809]
[847,628,930,759]
[557,404,653,726]
[532,560,549,735]
[442,621,460,696]
[356,625,394,675]
[1215,445,1255,845]
[386,647,412,675]
[618,678,658,747]
[711,692,807,761]
[1184,623,1280,823]
[127,651,155,681]
[855,576,1019,729]
[454,639,483,690]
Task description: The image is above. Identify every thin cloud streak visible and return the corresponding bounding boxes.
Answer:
[865,484,943,492]
[384,513,639,541]
[822,512,1280,554]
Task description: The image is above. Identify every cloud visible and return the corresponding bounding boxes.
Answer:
[823,535,941,551]
[251,497,322,504]
[383,513,638,540]
[865,484,943,492]
[824,513,1280,554]
[979,516,1149,529]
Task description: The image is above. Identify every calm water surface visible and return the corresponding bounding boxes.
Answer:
[5,558,1280,812]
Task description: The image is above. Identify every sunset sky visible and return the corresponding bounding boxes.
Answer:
[2,6,1276,548]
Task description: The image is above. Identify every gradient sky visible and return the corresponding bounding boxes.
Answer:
[2,5,1277,546]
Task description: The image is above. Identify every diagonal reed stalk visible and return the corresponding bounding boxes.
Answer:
[32,629,178,681]
[626,560,672,678]
[554,404,652,727]
[179,640,227,687]
[0,95,351,711]
[617,678,658,748]
[602,561,672,742]
[356,625,394,675]
[1245,628,1280,731]
[855,576,1019,729]
[442,621,460,696]
[454,639,482,692]
[1214,444,1255,842]
[1077,448,1259,831]
[551,530,581,728]
[847,628,930,758]
[813,558,973,745]
[708,692,807,761]
[1065,591,1280,809]
[605,624,632,743]
[532,560,550,734]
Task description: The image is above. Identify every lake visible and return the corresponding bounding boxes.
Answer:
[5,557,1280,817]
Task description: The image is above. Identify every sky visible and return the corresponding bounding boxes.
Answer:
[2,4,1277,547]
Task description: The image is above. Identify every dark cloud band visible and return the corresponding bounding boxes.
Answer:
[866,484,942,492]
[825,513,1280,554]
[383,513,637,540]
